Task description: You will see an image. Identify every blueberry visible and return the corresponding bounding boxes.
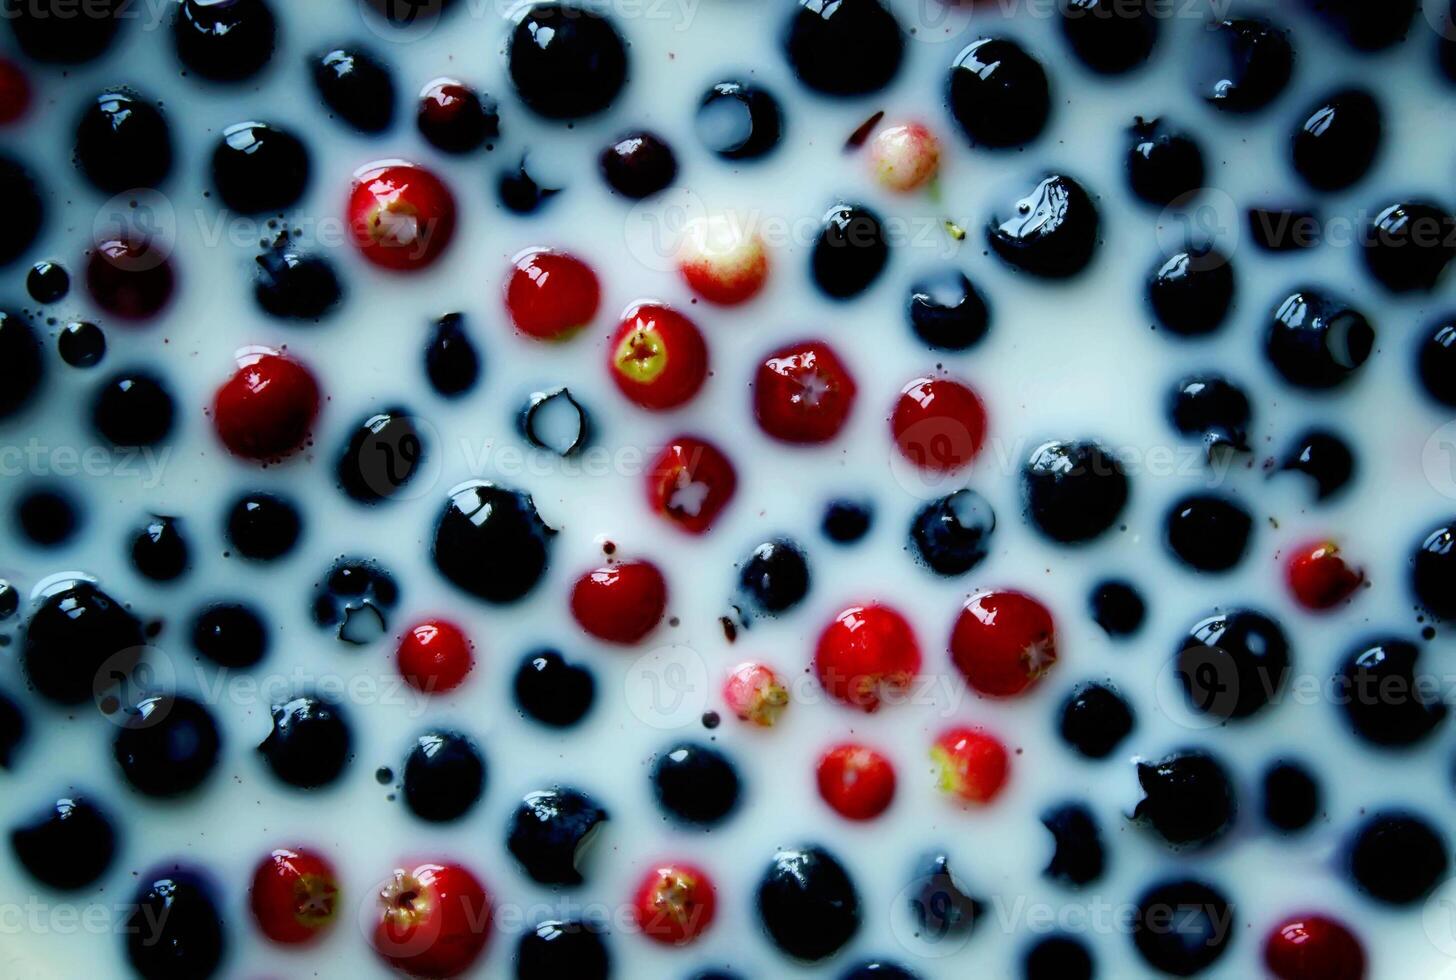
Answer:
[0,311,42,417]
[0,159,42,266]
[1131,879,1234,975]
[1348,811,1448,905]
[1058,682,1134,759]
[697,81,782,160]
[757,846,860,962]
[842,963,918,980]
[10,796,116,890]
[906,852,982,941]
[1291,88,1380,192]
[174,0,276,81]
[1024,935,1094,980]
[1336,637,1446,746]
[0,689,25,768]
[312,558,398,644]
[812,202,890,300]
[516,919,610,980]
[22,582,144,705]
[1262,760,1320,832]
[739,539,810,614]
[433,482,556,603]
[417,79,498,154]
[506,787,609,885]
[1126,118,1204,207]
[125,870,226,979]
[59,321,106,368]
[1167,374,1250,455]
[1306,0,1418,51]
[508,3,628,120]
[1041,802,1104,887]
[16,488,78,548]
[402,730,486,823]
[6,0,125,63]
[515,650,595,728]
[1059,0,1159,74]
[115,695,222,798]
[225,492,301,561]
[0,582,16,620]
[1021,440,1129,544]
[1132,751,1236,848]
[1147,250,1234,337]
[987,174,1099,278]
[1265,288,1374,389]
[1194,19,1294,113]
[311,46,395,133]
[1247,206,1321,252]
[212,122,309,214]
[520,388,588,457]
[784,0,903,96]
[1419,320,1456,407]
[1165,493,1253,573]
[1089,580,1145,637]
[75,90,173,193]
[27,260,68,304]
[258,695,352,789]
[255,233,342,320]
[498,156,561,214]
[948,38,1051,148]
[1363,201,1456,293]
[1176,610,1291,721]
[131,515,189,582]
[426,313,481,398]
[652,742,740,826]
[190,603,267,668]
[92,371,174,447]
[1277,429,1354,500]
[823,500,873,543]
[910,489,995,576]
[600,132,677,200]
[907,269,990,351]
[336,407,425,504]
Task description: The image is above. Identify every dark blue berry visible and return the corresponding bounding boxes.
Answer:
[757,846,860,962]
[312,46,395,133]
[1022,439,1129,544]
[1291,88,1381,192]
[1024,935,1094,980]
[1132,879,1233,975]
[75,90,173,192]
[948,38,1050,148]
[910,489,995,576]
[1247,206,1321,252]
[1127,118,1204,206]
[987,175,1099,278]
[908,269,990,351]
[652,742,740,826]
[1041,802,1104,887]
[1415,522,1456,620]
[26,260,68,304]
[506,787,609,885]
[1266,288,1374,389]
[842,962,917,980]
[1176,610,1290,721]
[59,320,106,368]
[1262,760,1320,832]
[600,132,677,200]
[114,695,222,798]
[1089,580,1144,637]
[1194,19,1294,113]
[1419,319,1456,407]
[498,156,561,214]
[739,539,810,614]
[516,919,610,980]
[1363,201,1456,293]
[417,80,498,154]
[1348,811,1448,905]
[823,499,873,543]
[1165,493,1253,573]
[6,0,124,63]
[520,388,588,456]
[0,159,41,266]
[1133,750,1237,848]
[1058,682,1134,759]
[426,313,481,399]
[23,582,144,705]
[1060,0,1159,74]
[697,81,782,160]
[312,557,398,644]
[1147,250,1234,336]
[1168,374,1250,454]
[226,492,301,561]
[508,3,628,120]
[92,370,175,447]
[16,488,78,547]
[10,796,116,890]
[906,851,982,942]
[131,515,189,582]
[258,695,352,789]
[190,602,267,668]
[255,233,342,320]
[1277,429,1354,500]
[1306,0,1417,51]
[126,870,226,979]
[784,0,903,97]
[812,202,889,300]
[336,407,426,504]
[514,649,595,728]
[213,121,309,214]
[1336,636,1446,746]
[402,730,486,823]
[0,311,42,417]
[433,482,556,603]
[0,688,24,768]
[174,0,276,81]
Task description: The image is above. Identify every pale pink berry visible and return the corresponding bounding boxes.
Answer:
[677,212,769,306]
[723,661,789,727]
[869,123,941,193]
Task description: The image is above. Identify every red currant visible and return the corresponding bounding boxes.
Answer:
[891,375,988,473]
[372,862,491,979]
[950,590,1057,698]
[816,743,896,820]
[646,436,737,534]
[813,603,922,712]
[677,213,769,305]
[249,848,339,945]
[631,862,717,946]
[571,560,668,644]
[1264,913,1366,980]
[932,727,1010,804]
[348,161,457,271]
[211,348,320,461]
[504,248,601,341]
[609,303,708,410]
[397,620,474,694]
[1286,540,1363,611]
[723,661,789,726]
[753,339,857,444]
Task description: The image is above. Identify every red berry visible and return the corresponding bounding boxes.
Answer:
[631,862,717,945]
[753,340,858,444]
[1264,913,1366,980]
[212,349,320,461]
[1286,540,1363,611]
[397,620,474,694]
[891,376,988,473]
[646,435,737,534]
[868,122,941,192]
[0,60,31,124]
[677,213,769,305]
[932,727,1010,804]
[571,560,668,644]
[723,661,789,726]
[813,603,922,712]
[504,248,601,341]
[609,303,709,410]
[372,862,491,979]
[249,848,340,945]
[816,743,896,820]
[86,238,175,320]
[949,590,1057,698]
[348,161,457,271]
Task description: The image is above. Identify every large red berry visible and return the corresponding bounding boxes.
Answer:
[1286,540,1363,611]
[816,743,896,820]
[249,848,340,945]
[723,661,789,727]
[1264,913,1366,980]
[372,862,491,979]
[677,213,769,305]
[813,603,922,712]
[212,349,320,461]
[631,862,717,945]
[891,376,988,473]
[571,560,668,644]
[932,727,1010,804]
[950,590,1057,698]
[504,248,601,340]
[397,620,474,694]
[646,436,737,534]
[753,340,857,444]
[348,162,456,271]
[609,303,709,410]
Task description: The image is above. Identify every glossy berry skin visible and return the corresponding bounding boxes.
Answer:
[249,848,339,945]
[505,248,601,340]
[58,320,106,368]
[1264,914,1365,980]
[723,661,789,727]
[756,846,861,962]
[571,560,667,644]
[126,871,226,980]
[0,312,42,418]
[908,269,990,351]
[335,407,425,503]
[812,203,889,300]
[212,121,309,214]
[348,162,456,271]
[26,260,67,303]
[507,788,609,885]
[1041,803,1104,887]
[1266,289,1374,389]
[312,47,395,133]
[947,38,1050,148]
[632,863,716,945]
[1336,637,1446,747]
[816,743,896,821]
[1291,88,1381,192]
[784,0,903,96]
[212,350,320,461]
[600,131,677,199]
[1196,19,1294,113]
[517,920,611,979]
[1414,521,1456,619]
[1133,750,1236,848]
[1089,580,1144,637]
[1280,429,1354,500]
[907,851,982,940]
[92,370,174,447]
[868,122,939,193]
[910,489,995,576]
[697,81,782,160]
[1176,610,1290,721]
[652,742,741,826]
[950,590,1056,698]
[1286,540,1362,610]
[814,604,921,712]
[678,213,769,305]
[515,650,595,728]
[1165,494,1253,573]
[255,233,342,320]
[1132,879,1233,975]
[86,238,176,320]
[508,3,629,119]
[397,620,473,694]
[1168,374,1250,455]
[22,581,143,705]
[372,862,491,979]
[258,696,352,789]
[646,436,737,535]
[1419,320,1456,407]
[610,303,708,410]
[114,695,223,798]
[987,174,1099,278]
[1262,761,1320,833]
[739,539,810,614]
[1147,250,1234,337]
[174,0,276,82]
[1348,811,1449,905]
[1363,201,1456,293]
[1021,440,1129,544]
[1127,118,1204,207]
[403,731,487,823]
[9,796,116,891]
[1060,0,1159,74]
[433,482,556,604]
[191,602,267,668]
[426,313,481,398]
[1058,682,1134,759]
[754,340,857,444]
[824,499,873,543]
[892,376,987,474]
[417,78,498,154]
[931,727,1010,804]
[75,90,173,192]
[227,491,301,560]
